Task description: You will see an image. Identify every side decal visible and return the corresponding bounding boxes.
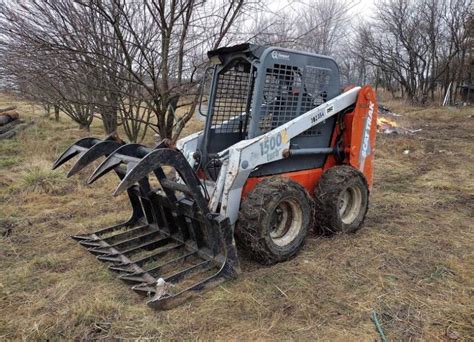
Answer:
[359,101,375,170]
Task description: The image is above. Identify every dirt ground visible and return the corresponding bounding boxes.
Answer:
[0,95,473,341]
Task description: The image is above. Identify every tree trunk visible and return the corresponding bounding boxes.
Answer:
[54,105,60,121]
[101,106,118,134]
[44,104,50,118]
[454,50,467,104]
[165,96,179,139]
[79,123,90,131]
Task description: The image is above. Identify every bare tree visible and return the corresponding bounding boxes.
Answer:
[352,0,471,104]
[0,34,97,129]
[248,0,354,55]
[77,0,252,143]
[0,1,117,130]
[0,0,253,141]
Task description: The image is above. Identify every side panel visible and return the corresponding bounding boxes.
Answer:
[348,86,378,189]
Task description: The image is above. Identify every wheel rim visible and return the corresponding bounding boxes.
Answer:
[338,185,362,225]
[269,197,303,247]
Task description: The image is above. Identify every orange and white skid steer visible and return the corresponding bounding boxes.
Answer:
[53,43,378,309]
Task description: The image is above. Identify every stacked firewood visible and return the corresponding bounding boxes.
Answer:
[0,106,19,123]
[0,106,33,139]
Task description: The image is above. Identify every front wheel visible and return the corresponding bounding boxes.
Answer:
[236,177,314,265]
[314,165,369,234]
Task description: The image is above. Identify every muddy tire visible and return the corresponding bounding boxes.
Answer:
[236,177,313,265]
[314,165,369,234]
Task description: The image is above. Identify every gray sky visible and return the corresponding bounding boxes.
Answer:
[266,0,377,20]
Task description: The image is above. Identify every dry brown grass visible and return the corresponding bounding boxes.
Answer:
[0,93,473,340]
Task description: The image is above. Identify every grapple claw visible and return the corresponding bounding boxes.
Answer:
[52,137,101,170]
[87,144,150,184]
[55,136,240,310]
[113,148,200,197]
[113,149,164,196]
[67,140,123,177]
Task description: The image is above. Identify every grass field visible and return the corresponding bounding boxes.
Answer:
[0,94,473,340]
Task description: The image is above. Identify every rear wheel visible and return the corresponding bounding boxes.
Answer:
[236,177,313,265]
[314,165,369,234]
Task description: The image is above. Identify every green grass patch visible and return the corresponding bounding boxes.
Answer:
[0,139,22,156]
[0,156,21,168]
[20,166,67,194]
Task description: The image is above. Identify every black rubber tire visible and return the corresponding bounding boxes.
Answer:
[314,165,369,234]
[236,177,314,265]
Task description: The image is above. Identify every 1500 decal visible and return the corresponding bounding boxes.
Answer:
[260,132,282,155]
[259,129,288,161]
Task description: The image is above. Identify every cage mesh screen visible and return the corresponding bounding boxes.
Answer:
[259,63,332,135]
[258,64,301,132]
[300,66,332,135]
[211,64,253,133]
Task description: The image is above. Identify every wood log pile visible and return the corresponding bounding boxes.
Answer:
[0,106,19,124]
[0,106,33,140]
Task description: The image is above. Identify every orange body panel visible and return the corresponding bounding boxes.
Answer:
[241,85,378,197]
[347,85,378,189]
[241,168,324,198]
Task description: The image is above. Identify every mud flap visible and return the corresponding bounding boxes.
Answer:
[53,138,240,310]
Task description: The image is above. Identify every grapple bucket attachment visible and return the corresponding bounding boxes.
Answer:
[54,137,240,310]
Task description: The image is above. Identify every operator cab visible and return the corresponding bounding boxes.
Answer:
[197,43,341,179]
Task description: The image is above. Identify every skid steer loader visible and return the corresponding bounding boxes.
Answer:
[53,43,378,310]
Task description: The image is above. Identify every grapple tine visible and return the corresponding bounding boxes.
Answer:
[97,255,123,263]
[164,260,212,283]
[119,275,148,284]
[146,269,228,310]
[87,247,113,255]
[87,156,122,184]
[71,234,95,241]
[110,265,135,273]
[114,158,152,196]
[52,148,81,170]
[52,137,101,170]
[87,143,150,184]
[78,240,102,248]
[67,140,123,177]
[113,148,183,196]
[131,284,156,296]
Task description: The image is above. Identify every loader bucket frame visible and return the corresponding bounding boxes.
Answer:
[53,139,239,310]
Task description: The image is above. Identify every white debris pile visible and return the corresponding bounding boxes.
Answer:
[377,104,421,135]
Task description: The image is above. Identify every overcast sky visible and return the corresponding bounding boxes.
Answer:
[266,0,377,22]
